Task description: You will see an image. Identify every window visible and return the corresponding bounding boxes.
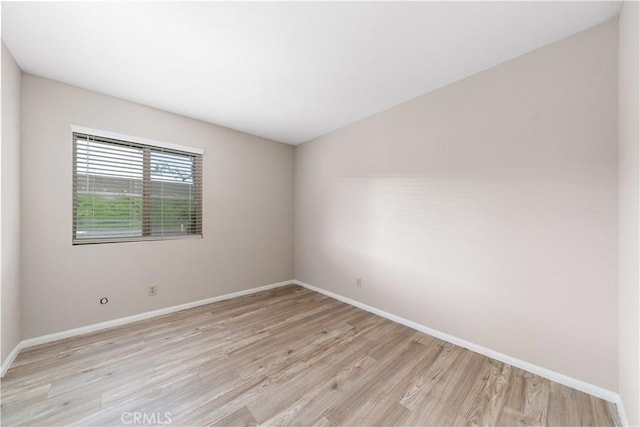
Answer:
[73,131,202,244]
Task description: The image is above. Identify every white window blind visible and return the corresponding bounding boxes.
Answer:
[73,132,203,244]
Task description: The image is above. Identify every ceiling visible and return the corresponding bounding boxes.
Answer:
[2,2,621,145]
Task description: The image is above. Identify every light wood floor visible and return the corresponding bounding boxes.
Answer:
[1,285,620,426]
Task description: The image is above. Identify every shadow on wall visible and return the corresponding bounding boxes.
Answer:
[312,173,615,386]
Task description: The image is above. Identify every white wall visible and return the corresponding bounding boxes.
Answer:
[1,42,22,364]
[295,20,619,391]
[618,2,640,425]
[20,74,294,339]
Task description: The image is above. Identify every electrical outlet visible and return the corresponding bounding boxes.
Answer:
[356,278,362,288]
[148,285,157,296]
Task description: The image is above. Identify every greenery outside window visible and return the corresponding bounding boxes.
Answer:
[73,131,203,244]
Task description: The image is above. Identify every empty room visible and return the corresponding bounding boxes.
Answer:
[1,1,638,426]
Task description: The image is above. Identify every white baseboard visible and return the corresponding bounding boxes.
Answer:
[615,395,629,427]
[2,280,293,376]
[1,341,24,377]
[293,280,625,412]
[2,278,628,426]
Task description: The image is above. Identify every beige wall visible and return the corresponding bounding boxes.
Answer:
[20,74,294,339]
[6,10,630,403]
[295,20,619,390]
[618,2,640,424]
[1,42,22,365]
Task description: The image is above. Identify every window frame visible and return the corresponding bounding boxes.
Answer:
[72,130,203,245]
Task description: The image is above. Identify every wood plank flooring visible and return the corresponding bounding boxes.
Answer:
[1,285,620,426]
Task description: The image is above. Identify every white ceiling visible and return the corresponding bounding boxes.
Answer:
[2,2,621,145]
